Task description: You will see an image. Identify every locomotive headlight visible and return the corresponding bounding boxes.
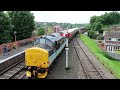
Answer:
[26,71,31,77]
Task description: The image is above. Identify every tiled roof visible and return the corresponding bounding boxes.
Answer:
[104,31,120,38]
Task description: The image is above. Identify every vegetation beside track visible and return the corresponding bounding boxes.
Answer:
[80,34,120,78]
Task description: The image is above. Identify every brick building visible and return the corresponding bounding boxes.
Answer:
[53,25,63,33]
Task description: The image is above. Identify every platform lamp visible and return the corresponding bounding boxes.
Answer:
[13,31,17,49]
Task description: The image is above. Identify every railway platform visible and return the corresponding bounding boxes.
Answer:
[0,44,32,61]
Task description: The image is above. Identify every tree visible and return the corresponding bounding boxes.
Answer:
[0,11,13,44]
[8,11,35,41]
[98,29,103,34]
[90,15,98,24]
[94,22,103,31]
[37,27,45,35]
[88,30,98,39]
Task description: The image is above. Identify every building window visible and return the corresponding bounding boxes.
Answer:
[118,39,120,41]
[115,46,120,50]
[109,38,111,40]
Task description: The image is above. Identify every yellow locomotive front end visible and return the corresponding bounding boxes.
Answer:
[25,47,49,78]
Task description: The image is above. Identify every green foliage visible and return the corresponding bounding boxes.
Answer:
[90,15,98,24]
[94,22,103,31]
[46,27,53,34]
[88,11,120,38]
[98,29,103,33]
[90,12,120,25]
[80,34,120,78]
[88,30,99,39]
[8,11,35,41]
[37,27,45,35]
[85,24,91,30]
[90,22,103,33]
[35,22,89,29]
[0,11,13,44]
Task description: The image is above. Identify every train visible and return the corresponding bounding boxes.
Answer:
[59,28,79,40]
[25,28,79,78]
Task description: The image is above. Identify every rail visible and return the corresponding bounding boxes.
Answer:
[73,37,105,79]
[0,50,27,79]
[0,51,25,72]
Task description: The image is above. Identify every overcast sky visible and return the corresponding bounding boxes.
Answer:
[31,11,119,24]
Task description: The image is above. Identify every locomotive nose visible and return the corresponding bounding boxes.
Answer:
[25,47,49,68]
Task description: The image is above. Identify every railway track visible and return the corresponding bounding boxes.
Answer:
[73,38,105,79]
[0,59,27,79]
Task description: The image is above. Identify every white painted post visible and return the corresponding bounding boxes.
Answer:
[65,38,69,70]
[66,38,68,48]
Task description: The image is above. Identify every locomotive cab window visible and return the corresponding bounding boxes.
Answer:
[40,38,46,44]
[45,39,53,48]
[34,39,40,45]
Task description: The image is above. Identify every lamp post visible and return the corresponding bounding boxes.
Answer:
[13,31,17,49]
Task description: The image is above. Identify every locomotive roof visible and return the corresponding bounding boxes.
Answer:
[42,33,63,43]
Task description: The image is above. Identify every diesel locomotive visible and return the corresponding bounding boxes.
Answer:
[25,28,79,78]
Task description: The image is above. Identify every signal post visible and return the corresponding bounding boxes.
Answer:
[65,31,70,70]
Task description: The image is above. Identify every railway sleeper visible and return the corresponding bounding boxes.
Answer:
[12,68,21,71]
[3,74,12,77]
[9,71,17,73]
[87,70,102,72]
[17,66,24,68]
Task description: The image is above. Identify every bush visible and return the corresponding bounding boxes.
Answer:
[88,30,99,39]
[37,27,45,35]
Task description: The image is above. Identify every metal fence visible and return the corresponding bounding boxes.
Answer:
[107,52,120,60]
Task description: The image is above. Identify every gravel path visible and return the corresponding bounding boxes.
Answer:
[46,37,115,79]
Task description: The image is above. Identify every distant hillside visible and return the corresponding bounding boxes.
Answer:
[35,22,89,29]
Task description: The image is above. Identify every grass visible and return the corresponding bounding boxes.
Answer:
[80,34,120,79]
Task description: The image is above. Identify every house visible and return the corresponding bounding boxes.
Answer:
[103,31,108,36]
[84,31,88,35]
[104,31,120,53]
[53,25,63,33]
[110,25,120,31]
